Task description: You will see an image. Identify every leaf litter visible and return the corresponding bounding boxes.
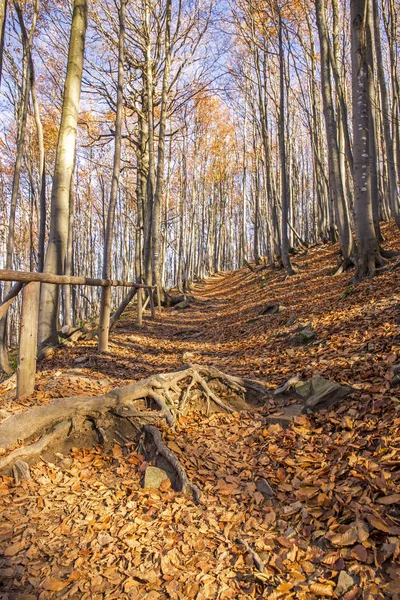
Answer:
[0,222,399,599]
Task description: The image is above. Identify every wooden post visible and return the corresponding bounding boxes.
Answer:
[17,282,40,398]
[98,285,111,352]
[157,284,162,313]
[149,288,155,319]
[137,287,143,327]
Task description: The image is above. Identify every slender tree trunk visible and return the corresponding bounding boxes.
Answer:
[351,0,382,280]
[315,0,355,268]
[373,0,400,226]
[63,162,75,328]
[39,0,87,347]
[0,0,6,86]
[144,0,155,286]
[152,0,172,290]
[98,0,126,352]
[0,0,36,374]
[278,13,294,275]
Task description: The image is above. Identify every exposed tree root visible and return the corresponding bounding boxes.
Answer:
[237,537,265,573]
[143,425,201,502]
[0,365,269,496]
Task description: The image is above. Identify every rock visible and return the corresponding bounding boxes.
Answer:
[266,404,303,427]
[304,375,353,412]
[256,478,274,497]
[13,460,31,483]
[182,352,196,362]
[143,466,170,489]
[296,328,317,344]
[73,356,89,365]
[335,571,355,596]
[259,303,286,316]
[391,364,400,383]
[174,298,190,310]
[294,380,312,399]
[285,314,297,327]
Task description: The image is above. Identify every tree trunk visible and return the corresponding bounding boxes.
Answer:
[152,0,172,290]
[0,0,7,86]
[315,0,355,267]
[39,0,88,347]
[373,0,400,226]
[98,0,126,353]
[278,12,294,275]
[351,0,382,280]
[0,0,36,374]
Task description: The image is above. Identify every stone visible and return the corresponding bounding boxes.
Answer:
[182,352,196,361]
[13,460,31,484]
[259,303,286,316]
[256,478,274,497]
[174,298,190,310]
[73,356,89,365]
[304,375,353,412]
[335,571,355,596]
[296,328,317,344]
[143,466,170,489]
[294,381,312,399]
[285,314,297,327]
[391,364,400,383]
[266,405,303,427]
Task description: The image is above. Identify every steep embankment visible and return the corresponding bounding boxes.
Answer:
[0,222,399,599]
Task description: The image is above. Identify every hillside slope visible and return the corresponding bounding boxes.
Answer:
[0,222,399,599]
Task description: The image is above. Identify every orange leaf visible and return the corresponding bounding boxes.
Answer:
[329,526,358,547]
[309,583,334,596]
[376,493,400,505]
[41,577,68,591]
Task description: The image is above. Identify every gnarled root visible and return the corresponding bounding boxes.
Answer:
[0,365,269,496]
[143,425,201,503]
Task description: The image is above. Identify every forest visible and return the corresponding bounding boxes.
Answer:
[0,0,400,598]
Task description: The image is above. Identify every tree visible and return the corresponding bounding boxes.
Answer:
[0,0,6,85]
[98,0,126,353]
[39,0,88,347]
[315,0,355,271]
[351,0,383,279]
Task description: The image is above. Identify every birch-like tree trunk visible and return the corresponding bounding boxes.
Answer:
[98,0,126,353]
[39,0,87,347]
[0,0,6,86]
[152,0,172,291]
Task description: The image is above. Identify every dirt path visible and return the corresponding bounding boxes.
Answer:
[0,223,399,599]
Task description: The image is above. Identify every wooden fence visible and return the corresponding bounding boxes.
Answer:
[0,269,157,399]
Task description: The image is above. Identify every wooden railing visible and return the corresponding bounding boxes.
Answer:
[0,269,157,398]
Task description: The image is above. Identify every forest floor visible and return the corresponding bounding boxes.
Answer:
[0,222,400,600]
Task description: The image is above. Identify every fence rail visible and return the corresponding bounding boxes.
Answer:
[0,269,155,289]
[0,269,158,399]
